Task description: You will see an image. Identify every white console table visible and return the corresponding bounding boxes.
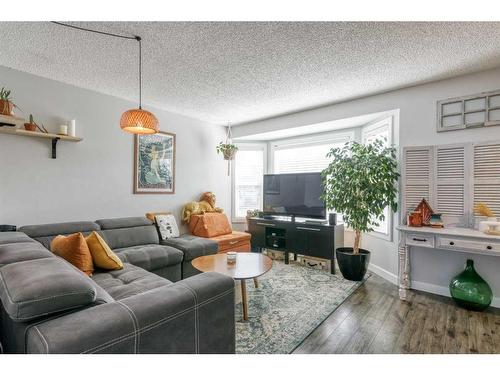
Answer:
[397,225,500,300]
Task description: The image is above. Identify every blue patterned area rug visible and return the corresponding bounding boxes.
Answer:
[235,260,368,354]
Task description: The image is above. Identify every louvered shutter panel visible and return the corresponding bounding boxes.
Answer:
[403,147,433,221]
[434,144,468,226]
[473,142,500,223]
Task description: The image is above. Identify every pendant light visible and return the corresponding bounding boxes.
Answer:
[120,36,159,134]
[52,22,159,134]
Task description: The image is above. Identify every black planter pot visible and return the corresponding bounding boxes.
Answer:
[336,247,371,281]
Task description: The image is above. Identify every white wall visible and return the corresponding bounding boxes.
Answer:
[0,66,230,228]
[232,66,500,305]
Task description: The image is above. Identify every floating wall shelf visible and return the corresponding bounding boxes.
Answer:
[0,122,82,159]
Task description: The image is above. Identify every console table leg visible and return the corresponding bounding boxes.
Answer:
[285,251,289,264]
[253,278,258,288]
[241,279,248,321]
[398,243,410,300]
[331,255,335,275]
[294,253,297,261]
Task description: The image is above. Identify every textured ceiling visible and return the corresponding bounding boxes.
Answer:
[1,22,500,125]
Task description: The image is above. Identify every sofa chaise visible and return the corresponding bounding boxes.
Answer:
[0,217,235,354]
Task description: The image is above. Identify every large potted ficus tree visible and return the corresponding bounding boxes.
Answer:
[321,139,399,281]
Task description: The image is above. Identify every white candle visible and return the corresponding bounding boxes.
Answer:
[69,119,76,137]
[59,125,68,135]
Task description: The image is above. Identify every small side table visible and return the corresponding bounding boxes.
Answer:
[192,253,273,321]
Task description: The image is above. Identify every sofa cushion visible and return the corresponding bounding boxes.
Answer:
[20,221,100,249]
[91,263,172,300]
[51,233,94,276]
[86,232,123,271]
[93,283,115,305]
[189,213,232,238]
[113,244,183,271]
[0,242,52,266]
[0,232,37,245]
[0,257,97,322]
[162,234,218,261]
[95,217,153,230]
[98,226,159,250]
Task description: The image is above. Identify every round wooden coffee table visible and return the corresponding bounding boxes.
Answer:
[192,253,273,321]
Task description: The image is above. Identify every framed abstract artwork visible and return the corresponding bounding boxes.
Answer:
[134,131,176,194]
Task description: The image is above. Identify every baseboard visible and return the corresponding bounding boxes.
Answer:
[367,263,398,284]
[411,280,500,308]
[367,264,500,308]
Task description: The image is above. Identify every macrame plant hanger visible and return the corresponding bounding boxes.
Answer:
[225,123,234,176]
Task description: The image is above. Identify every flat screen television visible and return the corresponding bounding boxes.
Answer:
[263,172,326,219]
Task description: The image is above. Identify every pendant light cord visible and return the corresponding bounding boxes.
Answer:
[138,36,142,109]
[51,22,143,108]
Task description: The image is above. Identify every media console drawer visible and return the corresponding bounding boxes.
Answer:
[405,233,435,248]
[436,237,500,253]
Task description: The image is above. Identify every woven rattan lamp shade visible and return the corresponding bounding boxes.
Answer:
[120,108,159,134]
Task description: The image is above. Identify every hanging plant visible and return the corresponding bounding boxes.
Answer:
[217,123,238,175]
[216,142,238,160]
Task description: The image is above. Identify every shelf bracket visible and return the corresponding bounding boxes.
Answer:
[51,137,60,159]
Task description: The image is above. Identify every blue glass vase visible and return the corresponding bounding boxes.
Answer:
[449,259,492,311]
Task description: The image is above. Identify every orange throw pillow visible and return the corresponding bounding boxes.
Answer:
[85,231,123,270]
[51,233,94,276]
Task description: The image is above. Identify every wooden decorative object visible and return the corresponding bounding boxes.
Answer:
[415,198,434,225]
[407,211,423,227]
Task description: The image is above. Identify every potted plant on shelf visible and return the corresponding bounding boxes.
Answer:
[23,114,48,133]
[24,114,38,131]
[0,87,20,116]
[321,140,399,281]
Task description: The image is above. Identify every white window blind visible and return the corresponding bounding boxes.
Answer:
[233,147,265,220]
[274,142,343,174]
[272,132,353,174]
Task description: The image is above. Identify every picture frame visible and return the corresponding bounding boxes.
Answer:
[134,131,176,194]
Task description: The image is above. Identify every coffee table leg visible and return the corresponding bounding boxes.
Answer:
[241,279,248,321]
[253,278,258,288]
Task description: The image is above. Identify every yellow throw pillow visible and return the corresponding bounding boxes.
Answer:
[86,231,123,270]
[51,233,94,276]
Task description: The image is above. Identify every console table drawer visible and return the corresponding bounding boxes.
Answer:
[437,237,500,253]
[406,233,435,248]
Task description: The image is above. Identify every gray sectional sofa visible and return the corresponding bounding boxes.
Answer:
[0,217,235,354]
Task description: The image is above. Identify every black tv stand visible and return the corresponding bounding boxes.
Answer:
[248,217,344,274]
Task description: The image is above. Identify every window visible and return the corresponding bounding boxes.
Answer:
[362,117,393,239]
[272,132,354,174]
[271,132,354,222]
[232,143,267,222]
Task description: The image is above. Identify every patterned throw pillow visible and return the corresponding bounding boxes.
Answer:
[155,214,180,239]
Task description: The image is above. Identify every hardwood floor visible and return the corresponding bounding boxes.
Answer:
[293,274,500,354]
